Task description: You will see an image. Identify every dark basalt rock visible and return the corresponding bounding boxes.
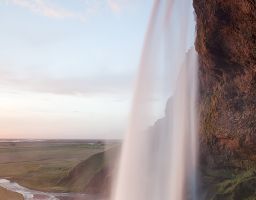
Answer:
[194,0,256,168]
[194,0,256,198]
[194,0,256,74]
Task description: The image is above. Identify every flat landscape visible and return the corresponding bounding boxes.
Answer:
[0,139,118,194]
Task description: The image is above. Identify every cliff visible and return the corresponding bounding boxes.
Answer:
[194,0,256,199]
[194,0,256,168]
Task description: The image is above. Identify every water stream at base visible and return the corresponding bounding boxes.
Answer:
[0,179,94,200]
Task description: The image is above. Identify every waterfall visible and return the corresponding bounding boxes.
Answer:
[111,0,198,199]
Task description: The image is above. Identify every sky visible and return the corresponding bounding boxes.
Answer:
[0,0,154,139]
[0,0,195,139]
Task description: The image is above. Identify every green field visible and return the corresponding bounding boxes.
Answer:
[0,140,118,193]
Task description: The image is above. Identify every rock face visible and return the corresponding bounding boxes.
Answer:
[193,0,256,168]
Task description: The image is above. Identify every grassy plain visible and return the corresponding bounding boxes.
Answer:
[0,140,117,192]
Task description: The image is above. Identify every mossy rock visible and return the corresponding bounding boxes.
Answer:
[208,169,256,200]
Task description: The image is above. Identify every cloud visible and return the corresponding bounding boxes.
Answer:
[6,0,105,22]
[107,0,130,13]
[6,0,129,21]
[0,66,134,96]
[107,0,121,13]
[8,0,77,19]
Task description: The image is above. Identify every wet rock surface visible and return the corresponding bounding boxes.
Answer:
[194,0,256,169]
[194,0,256,199]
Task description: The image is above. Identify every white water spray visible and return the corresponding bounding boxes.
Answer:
[111,0,198,199]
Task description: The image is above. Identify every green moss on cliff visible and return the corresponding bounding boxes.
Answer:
[203,168,256,200]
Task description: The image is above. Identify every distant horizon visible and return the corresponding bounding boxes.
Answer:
[0,137,123,140]
[0,138,121,140]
